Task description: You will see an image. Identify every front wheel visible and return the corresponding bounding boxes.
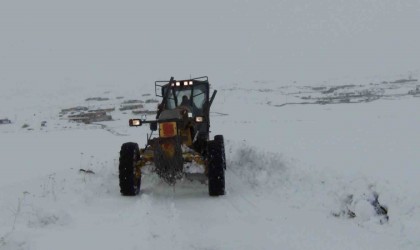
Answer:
[119,142,141,196]
[208,135,226,196]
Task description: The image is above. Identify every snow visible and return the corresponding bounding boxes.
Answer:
[1,1,420,249]
[1,78,420,250]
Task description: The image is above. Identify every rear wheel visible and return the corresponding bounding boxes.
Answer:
[208,135,226,196]
[119,142,141,196]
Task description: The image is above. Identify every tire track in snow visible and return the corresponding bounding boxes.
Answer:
[225,169,260,214]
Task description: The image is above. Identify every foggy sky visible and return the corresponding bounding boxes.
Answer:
[1,0,419,88]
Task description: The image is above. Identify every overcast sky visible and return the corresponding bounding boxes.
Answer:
[1,0,419,88]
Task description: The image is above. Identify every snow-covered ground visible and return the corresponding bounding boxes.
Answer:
[1,77,420,250]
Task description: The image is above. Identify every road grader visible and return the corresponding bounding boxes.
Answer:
[119,76,226,196]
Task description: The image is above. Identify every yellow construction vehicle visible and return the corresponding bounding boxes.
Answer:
[119,76,226,196]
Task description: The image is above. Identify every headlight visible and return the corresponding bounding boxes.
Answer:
[129,119,142,126]
[195,116,204,123]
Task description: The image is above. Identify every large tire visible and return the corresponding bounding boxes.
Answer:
[208,135,226,196]
[119,142,141,196]
[214,135,226,170]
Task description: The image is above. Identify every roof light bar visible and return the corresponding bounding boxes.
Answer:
[170,80,194,87]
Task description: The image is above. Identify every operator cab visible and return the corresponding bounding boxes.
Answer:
[155,77,213,150]
[156,77,210,118]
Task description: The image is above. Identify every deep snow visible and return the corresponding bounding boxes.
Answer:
[1,77,420,250]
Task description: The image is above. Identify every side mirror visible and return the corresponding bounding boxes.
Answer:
[150,121,158,131]
[129,119,142,127]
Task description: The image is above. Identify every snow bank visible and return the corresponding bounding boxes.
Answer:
[227,141,288,189]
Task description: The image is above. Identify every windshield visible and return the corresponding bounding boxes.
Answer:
[163,84,207,115]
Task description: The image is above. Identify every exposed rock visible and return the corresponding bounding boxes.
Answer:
[85,97,110,101]
[0,118,11,124]
[60,106,88,115]
[119,104,144,111]
[145,99,159,103]
[79,169,95,174]
[122,99,144,104]
[68,111,112,124]
[390,78,418,84]
[132,110,157,115]
[88,108,115,113]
